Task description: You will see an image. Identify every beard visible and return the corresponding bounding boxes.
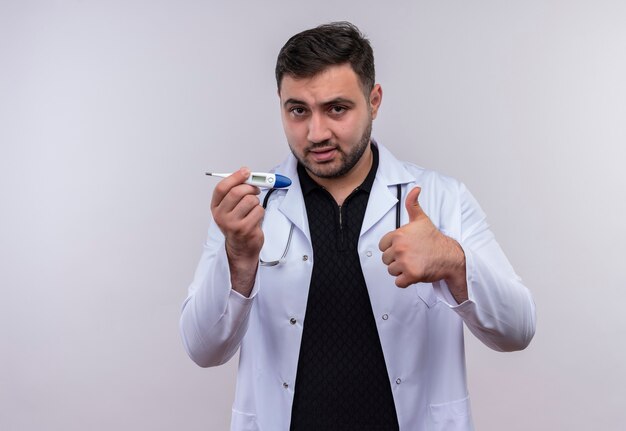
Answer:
[292,120,373,179]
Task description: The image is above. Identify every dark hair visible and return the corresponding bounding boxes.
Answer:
[275,21,375,95]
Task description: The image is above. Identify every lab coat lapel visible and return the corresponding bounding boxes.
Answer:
[361,178,397,235]
[274,154,310,241]
[360,142,416,235]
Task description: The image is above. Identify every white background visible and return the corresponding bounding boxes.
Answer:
[2,1,625,430]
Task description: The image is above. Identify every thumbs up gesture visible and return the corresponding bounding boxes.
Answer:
[378,187,468,303]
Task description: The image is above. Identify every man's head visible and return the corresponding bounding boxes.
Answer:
[275,21,375,97]
[276,23,382,184]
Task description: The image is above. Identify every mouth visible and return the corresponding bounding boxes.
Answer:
[308,146,338,162]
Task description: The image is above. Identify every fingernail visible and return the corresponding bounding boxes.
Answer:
[240,167,250,177]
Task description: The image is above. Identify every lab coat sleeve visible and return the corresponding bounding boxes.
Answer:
[179,220,259,367]
[435,182,536,352]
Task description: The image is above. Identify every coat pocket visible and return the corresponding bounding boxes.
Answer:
[231,409,258,431]
[415,282,438,308]
[428,396,473,431]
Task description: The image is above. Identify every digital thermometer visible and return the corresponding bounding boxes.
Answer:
[206,172,292,189]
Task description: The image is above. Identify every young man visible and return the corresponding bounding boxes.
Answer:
[180,22,535,431]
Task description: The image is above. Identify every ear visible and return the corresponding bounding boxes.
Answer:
[369,84,383,119]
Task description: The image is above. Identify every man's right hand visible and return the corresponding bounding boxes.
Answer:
[210,167,265,297]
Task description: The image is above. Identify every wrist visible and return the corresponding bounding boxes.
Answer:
[444,238,468,303]
[225,243,260,298]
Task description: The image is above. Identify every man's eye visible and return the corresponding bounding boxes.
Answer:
[330,106,346,115]
[290,107,307,116]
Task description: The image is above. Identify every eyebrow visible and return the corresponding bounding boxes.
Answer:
[283,97,356,108]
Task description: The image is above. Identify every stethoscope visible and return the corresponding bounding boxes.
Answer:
[259,184,402,266]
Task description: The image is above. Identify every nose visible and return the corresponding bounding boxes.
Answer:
[307,113,332,144]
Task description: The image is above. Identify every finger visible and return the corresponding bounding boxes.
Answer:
[385,261,410,288]
[215,191,263,238]
[234,204,265,235]
[211,167,252,209]
[405,186,424,222]
[394,273,411,289]
[381,248,395,266]
[225,204,265,242]
[386,261,402,277]
[214,182,261,215]
[230,193,262,221]
[378,231,394,252]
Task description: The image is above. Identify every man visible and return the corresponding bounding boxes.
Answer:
[180,22,535,431]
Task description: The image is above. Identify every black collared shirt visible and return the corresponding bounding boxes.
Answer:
[290,144,399,431]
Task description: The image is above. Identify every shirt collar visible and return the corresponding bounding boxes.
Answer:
[297,142,379,196]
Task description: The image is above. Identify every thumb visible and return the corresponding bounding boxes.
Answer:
[405,186,424,222]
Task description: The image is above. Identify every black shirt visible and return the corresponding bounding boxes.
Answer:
[290,144,399,431]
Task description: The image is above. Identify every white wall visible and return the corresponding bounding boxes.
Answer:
[2,1,625,430]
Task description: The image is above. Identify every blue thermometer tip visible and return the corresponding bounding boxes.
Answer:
[274,174,292,188]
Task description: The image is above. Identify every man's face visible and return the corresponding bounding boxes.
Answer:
[279,64,382,180]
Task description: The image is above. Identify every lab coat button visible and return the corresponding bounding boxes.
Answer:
[382,314,389,320]
[302,255,308,261]
[283,382,289,389]
[366,250,372,257]
[396,378,402,385]
[290,318,297,325]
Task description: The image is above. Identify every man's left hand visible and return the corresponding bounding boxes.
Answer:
[378,186,469,303]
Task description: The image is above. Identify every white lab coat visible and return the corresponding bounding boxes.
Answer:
[180,142,536,431]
